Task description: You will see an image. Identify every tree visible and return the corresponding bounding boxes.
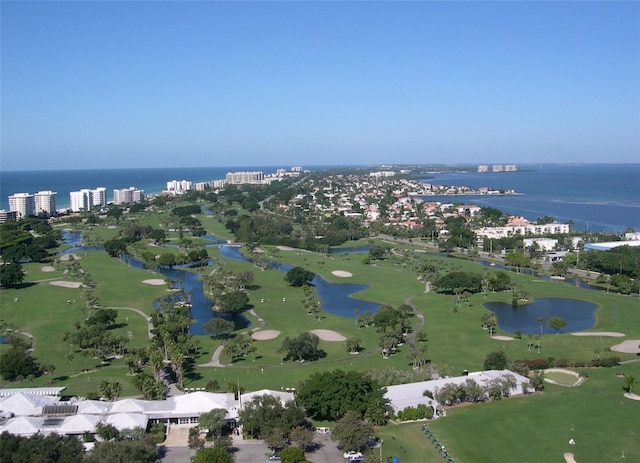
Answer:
[480,312,497,336]
[297,369,388,421]
[331,410,375,453]
[0,433,84,463]
[203,317,235,338]
[279,446,307,463]
[263,427,287,452]
[285,266,315,287]
[537,317,545,336]
[289,426,314,451]
[238,394,306,439]
[192,447,234,463]
[623,374,637,394]
[346,337,362,354]
[0,262,25,287]
[217,290,249,313]
[0,345,41,381]
[198,408,228,438]
[484,350,508,370]
[188,427,206,450]
[87,439,158,463]
[547,316,567,334]
[279,332,323,362]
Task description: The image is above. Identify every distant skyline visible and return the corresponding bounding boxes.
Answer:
[1,1,638,171]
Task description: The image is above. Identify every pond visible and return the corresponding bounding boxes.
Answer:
[483,298,597,334]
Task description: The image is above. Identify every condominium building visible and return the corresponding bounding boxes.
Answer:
[0,210,19,224]
[166,180,192,193]
[70,189,92,212]
[113,187,144,205]
[225,171,264,185]
[91,187,107,208]
[34,191,57,216]
[8,193,35,218]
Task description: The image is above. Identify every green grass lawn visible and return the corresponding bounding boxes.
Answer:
[2,223,640,462]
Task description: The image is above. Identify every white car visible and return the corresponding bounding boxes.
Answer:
[343,451,363,460]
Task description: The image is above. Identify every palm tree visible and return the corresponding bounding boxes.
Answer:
[537,317,545,336]
[623,374,637,394]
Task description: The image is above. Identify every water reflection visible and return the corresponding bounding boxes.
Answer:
[483,298,597,334]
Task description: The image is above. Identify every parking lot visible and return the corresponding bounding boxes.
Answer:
[159,429,345,463]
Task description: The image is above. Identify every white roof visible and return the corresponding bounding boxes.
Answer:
[0,387,66,397]
[58,414,101,434]
[172,391,232,415]
[110,398,147,413]
[75,399,112,415]
[384,370,530,412]
[240,389,294,407]
[0,392,60,416]
[106,412,148,431]
[0,416,44,436]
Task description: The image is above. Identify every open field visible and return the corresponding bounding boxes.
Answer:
[2,214,640,462]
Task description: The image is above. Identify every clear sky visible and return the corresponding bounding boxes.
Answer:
[1,1,638,170]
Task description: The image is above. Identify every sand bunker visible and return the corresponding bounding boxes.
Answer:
[610,339,640,354]
[492,335,514,341]
[624,392,640,401]
[41,266,56,272]
[143,279,166,286]
[59,253,81,261]
[276,246,296,251]
[311,329,346,341]
[251,330,281,340]
[564,452,577,463]
[49,280,83,288]
[571,331,625,337]
[332,270,353,278]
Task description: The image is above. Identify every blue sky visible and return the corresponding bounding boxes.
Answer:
[1,1,638,170]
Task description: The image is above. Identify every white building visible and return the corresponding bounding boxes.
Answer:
[70,189,92,212]
[113,187,144,204]
[91,187,107,208]
[34,191,57,216]
[166,180,192,193]
[523,238,558,251]
[384,370,530,416]
[8,193,35,218]
[0,210,19,223]
[226,171,264,185]
[0,388,294,438]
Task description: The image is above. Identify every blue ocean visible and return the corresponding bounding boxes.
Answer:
[420,164,640,233]
[1,163,639,233]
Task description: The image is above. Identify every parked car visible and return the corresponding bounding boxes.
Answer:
[268,454,280,461]
[343,451,363,460]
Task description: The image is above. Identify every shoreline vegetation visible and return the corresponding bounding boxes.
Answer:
[1,166,639,462]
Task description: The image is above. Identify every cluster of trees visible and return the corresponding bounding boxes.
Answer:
[396,403,434,421]
[205,267,253,313]
[0,218,61,263]
[432,374,519,405]
[580,246,640,280]
[238,394,310,453]
[296,369,390,425]
[278,332,324,362]
[0,334,41,382]
[371,304,413,359]
[0,426,158,463]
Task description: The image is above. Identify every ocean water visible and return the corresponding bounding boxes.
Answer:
[420,164,640,233]
[1,163,638,233]
[0,165,338,211]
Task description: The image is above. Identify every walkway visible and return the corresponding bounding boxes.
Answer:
[199,309,266,367]
[107,307,154,339]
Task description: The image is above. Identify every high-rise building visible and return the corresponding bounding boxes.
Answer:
[8,193,35,218]
[225,171,264,184]
[166,180,192,193]
[34,191,57,216]
[91,187,107,208]
[70,189,92,212]
[113,187,144,204]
